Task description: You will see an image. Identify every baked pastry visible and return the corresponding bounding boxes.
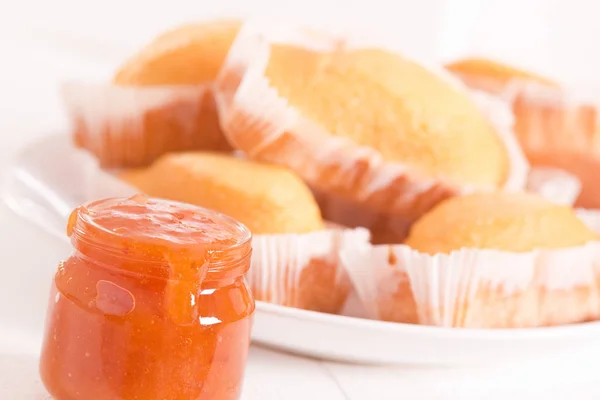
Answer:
[121,152,368,313]
[114,19,241,85]
[120,151,324,234]
[216,27,527,244]
[445,57,558,95]
[344,191,600,328]
[65,20,241,168]
[446,57,600,208]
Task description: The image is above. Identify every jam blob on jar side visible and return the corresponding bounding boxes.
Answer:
[40,195,254,400]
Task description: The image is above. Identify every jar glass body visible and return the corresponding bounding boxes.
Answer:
[40,230,254,400]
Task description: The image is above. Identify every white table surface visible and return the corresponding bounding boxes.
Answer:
[2,3,600,398]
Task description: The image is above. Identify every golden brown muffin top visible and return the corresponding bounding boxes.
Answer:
[265,46,510,188]
[445,57,558,88]
[405,191,597,254]
[120,152,325,234]
[114,19,241,85]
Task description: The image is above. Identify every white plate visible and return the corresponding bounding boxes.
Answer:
[6,134,600,366]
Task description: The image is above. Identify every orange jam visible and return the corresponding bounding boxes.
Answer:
[39,195,254,400]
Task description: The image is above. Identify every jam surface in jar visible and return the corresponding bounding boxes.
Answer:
[40,195,254,400]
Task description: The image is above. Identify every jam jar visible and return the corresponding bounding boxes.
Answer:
[40,195,254,400]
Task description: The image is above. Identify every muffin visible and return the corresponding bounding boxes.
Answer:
[121,152,368,313]
[114,20,241,85]
[216,26,528,244]
[343,191,600,328]
[65,19,241,168]
[445,57,558,95]
[446,57,600,208]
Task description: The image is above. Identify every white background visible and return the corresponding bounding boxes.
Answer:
[2,0,600,398]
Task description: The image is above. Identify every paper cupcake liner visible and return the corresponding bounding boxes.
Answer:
[62,81,231,169]
[505,82,599,153]
[251,227,370,313]
[215,23,532,243]
[341,211,600,328]
[508,83,600,208]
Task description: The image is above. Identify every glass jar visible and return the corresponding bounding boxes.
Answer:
[40,195,254,400]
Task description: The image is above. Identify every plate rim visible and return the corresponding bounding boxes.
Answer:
[256,301,600,340]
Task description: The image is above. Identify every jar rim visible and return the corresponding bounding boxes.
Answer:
[68,196,252,279]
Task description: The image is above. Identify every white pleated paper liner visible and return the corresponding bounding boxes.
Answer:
[62,81,230,169]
